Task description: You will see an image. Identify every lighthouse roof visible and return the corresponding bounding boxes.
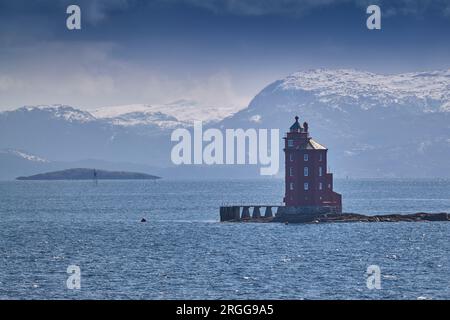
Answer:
[300,138,327,150]
[290,116,302,131]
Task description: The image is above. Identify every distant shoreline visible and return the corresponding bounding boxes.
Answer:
[16,168,161,181]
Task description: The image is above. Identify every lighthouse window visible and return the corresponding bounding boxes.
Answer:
[304,167,309,177]
[290,182,294,190]
[319,166,323,177]
[319,182,323,190]
[319,153,323,161]
[289,153,294,162]
[289,167,294,176]
[288,139,294,147]
[304,154,308,161]
[304,183,309,191]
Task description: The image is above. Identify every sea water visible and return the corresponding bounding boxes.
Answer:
[0,178,449,299]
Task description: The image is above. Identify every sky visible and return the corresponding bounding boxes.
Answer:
[0,0,450,111]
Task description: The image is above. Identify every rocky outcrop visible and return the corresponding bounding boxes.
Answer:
[227,212,449,223]
[315,212,449,223]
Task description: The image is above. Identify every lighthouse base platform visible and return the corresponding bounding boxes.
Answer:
[219,205,341,223]
[273,205,342,223]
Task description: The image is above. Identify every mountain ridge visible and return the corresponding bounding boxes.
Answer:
[1,68,450,179]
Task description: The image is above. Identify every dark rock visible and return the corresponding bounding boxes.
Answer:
[224,212,449,224]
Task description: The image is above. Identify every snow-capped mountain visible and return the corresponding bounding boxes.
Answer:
[276,69,450,112]
[0,100,241,168]
[221,68,450,178]
[1,68,450,179]
[91,99,241,128]
[2,100,242,130]
[222,68,450,133]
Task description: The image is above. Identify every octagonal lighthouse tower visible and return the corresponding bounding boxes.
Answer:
[280,116,342,217]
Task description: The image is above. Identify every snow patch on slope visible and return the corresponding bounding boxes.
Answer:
[0,149,50,163]
[276,69,450,111]
[91,100,242,127]
[20,104,96,123]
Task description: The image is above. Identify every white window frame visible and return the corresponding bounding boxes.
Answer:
[319,166,323,177]
[319,182,323,190]
[289,153,294,162]
[304,182,309,191]
[289,167,294,176]
[304,167,309,177]
[290,182,294,190]
[288,139,294,147]
[304,153,308,161]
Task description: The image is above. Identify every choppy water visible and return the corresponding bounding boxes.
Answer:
[0,178,449,299]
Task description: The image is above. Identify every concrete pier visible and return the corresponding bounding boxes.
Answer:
[241,206,251,219]
[264,207,273,218]
[220,205,280,222]
[219,204,340,222]
[219,206,240,221]
[252,206,261,219]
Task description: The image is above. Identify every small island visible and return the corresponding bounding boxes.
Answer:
[16,168,161,180]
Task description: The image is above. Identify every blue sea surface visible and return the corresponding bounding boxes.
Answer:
[0,178,449,299]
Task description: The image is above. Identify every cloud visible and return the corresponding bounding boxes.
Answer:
[82,0,132,24]
[444,5,450,17]
[0,0,134,25]
[1,0,449,22]
[171,0,344,16]
[0,39,250,110]
[0,76,20,91]
[170,0,450,17]
[183,72,250,107]
[1,0,449,110]
[125,70,250,108]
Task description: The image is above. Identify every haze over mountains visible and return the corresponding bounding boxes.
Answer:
[1,69,450,180]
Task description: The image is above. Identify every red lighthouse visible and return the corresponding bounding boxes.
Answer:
[283,116,342,213]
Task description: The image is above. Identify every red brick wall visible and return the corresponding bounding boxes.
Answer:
[284,130,341,208]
